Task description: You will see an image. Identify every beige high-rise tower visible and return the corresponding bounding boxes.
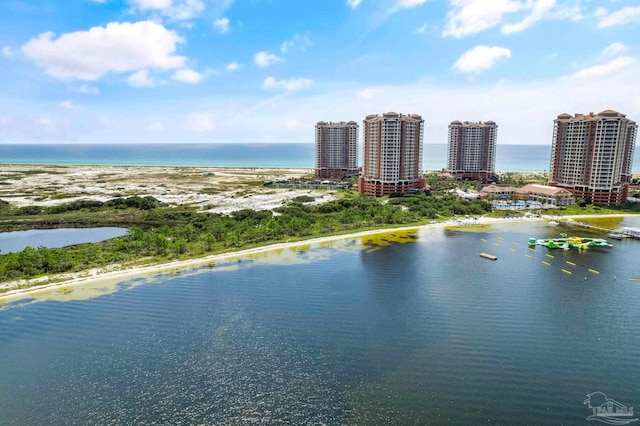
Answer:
[315,121,359,179]
[549,110,637,206]
[358,112,425,196]
[447,120,497,182]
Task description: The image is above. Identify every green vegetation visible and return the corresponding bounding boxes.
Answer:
[0,193,492,287]
[559,201,640,215]
[424,173,482,192]
[494,173,547,186]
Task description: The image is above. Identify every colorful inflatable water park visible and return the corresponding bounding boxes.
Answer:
[528,233,611,250]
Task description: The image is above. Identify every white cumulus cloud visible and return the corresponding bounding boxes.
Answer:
[397,0,429,9]
[129,0,205,20]
[172,68,204,83]
[1,46,13,58]
[213,17,230,34]
[226,62,243,71]
[131,0,172,9]
[443,0,522,38]
[444,0,577,37]
[169,0,204,20]
[597,6,640,29]
[22,21,186,81]
[254,51,284,68]
[453,45,511,74]
[280,34,312,54]
[602,42,628,57]
[263,76,312,92]
[127,69,156,87]
[566,56,636,81]
[501,0,555,34]
[346,0,362,9]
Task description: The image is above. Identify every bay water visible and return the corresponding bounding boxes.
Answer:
[1,218,639,424]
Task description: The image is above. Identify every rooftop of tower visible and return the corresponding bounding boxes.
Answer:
[449,120,497,127]
[364,112,423,121]
[316,121,358,127]
[556,110,630,120]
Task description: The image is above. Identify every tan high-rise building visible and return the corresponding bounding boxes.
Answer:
[447,120,497,182]
[549,110,637,206]
[315,121,359,179]
[358,112,425,196]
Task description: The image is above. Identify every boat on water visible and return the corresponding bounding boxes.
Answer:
[548,221,559,226]
[528,233,611,250]
[608,232,627,240]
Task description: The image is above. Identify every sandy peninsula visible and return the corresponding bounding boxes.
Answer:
[0,164,333,214]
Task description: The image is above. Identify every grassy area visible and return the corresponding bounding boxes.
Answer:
[556,203,640,216]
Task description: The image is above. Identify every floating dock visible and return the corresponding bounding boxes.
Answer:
[480,253,498,260]
[529,234,611,250]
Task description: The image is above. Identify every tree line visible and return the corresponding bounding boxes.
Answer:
[0,192,492,286]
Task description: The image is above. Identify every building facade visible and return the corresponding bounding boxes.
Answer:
[447,120,497,182]
[549,110,637,206]
[518,184,574,206]
[358,112,425,196]
[315,121,359,179]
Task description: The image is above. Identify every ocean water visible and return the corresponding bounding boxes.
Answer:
[1,218,639,424]
[2,143,636,173]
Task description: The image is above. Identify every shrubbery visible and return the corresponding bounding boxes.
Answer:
[0,192,492,284]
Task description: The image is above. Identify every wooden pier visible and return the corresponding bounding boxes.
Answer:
[545,217,640,240]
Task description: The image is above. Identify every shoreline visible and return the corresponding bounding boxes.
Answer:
[0,217,520,300]
[2,213,637,302]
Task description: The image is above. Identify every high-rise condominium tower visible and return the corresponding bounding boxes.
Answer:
[315,121,359,179]
[447,120,497,182]
[549,110,637,206]
[358,112,425,196]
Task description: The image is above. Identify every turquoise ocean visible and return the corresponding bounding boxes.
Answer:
[3,143,637,173]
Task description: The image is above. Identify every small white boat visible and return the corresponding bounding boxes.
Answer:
[608,232,626,240]
[548,221,559,226]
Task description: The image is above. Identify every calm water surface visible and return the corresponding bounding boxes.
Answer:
[4,143,635,173]
[1,218,639,425]
[0,227,128,254]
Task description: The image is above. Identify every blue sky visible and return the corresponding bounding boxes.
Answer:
[1,0,639,145]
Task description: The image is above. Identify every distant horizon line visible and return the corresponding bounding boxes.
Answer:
[1,142,554,146]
